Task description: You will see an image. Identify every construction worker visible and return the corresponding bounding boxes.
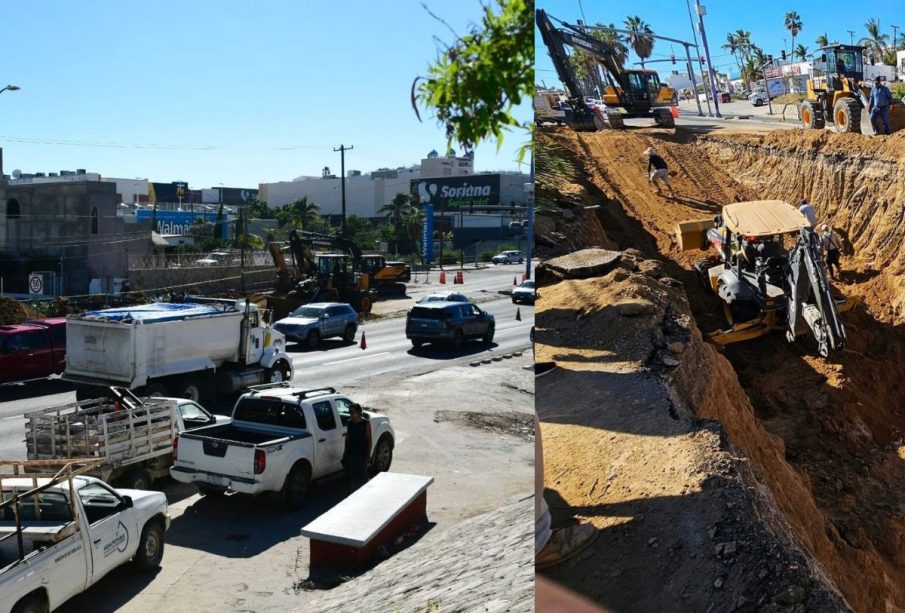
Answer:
[798,199,817,227]
[868,77,892,136]
[644,147,675,199]
[819,224,844,280]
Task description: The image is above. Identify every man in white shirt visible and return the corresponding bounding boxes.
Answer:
[799,199,817,227]
[819,224,844,280]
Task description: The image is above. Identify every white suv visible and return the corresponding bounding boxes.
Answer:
[492,250,524,264]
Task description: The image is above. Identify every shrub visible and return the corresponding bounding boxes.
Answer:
[480,249,495,262]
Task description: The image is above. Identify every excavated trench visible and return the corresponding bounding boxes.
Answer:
[539,125,905,612]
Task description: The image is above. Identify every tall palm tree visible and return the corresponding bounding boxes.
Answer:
[379,193,414,253]
[740,58,759,88]
[751,45,767,67]
[815,32,829,48]
[735,29,753,61]
[721,32,742,82]
[624,16,655,67]
[403,205,426,256]
[598,23,628,76]
[784,11,803,60]
[293,197,320,230]
[794,44,809,61]
[860,18,890,64]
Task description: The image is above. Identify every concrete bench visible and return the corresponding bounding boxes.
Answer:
[300,472,433,571]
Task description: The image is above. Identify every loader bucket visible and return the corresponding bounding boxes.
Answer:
[676,219,714,252]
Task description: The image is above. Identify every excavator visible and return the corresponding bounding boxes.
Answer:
[677,200,855,357]
[800,45,871,133]
[536,9,677,131]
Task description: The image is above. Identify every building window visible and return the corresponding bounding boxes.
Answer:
[6,199,20,219]
[91,206,99,234]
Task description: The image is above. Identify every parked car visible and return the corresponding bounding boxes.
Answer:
[748,91,770,106]
[512,280,536,304]
[0,317,67,384]
[194,251,235,266]
[417,291,468,304]
[492,250,524,265]
[272,302,358,348]
[406,301,495,350]
[0,466,170,613]
[171,385,395,509]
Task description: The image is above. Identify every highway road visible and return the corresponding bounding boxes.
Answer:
[0,265,534,459]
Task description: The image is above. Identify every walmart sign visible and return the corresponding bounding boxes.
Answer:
[135,210,229,239]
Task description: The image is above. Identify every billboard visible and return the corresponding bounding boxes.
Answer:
[135,210,230,239]
[410,175,500,210]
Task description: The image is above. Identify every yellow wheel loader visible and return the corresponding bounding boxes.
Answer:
[677,200,856,357]
[800,45,871,133]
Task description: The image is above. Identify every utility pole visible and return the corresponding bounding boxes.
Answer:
[848,30,855,46]
[684,0,708,116]
[333,144,353,237]
[894,25,900,80]
[694,0,720,117]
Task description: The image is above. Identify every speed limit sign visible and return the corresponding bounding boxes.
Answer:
[28,273,43,295]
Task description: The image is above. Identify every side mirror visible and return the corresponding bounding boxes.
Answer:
[121,495,134,509]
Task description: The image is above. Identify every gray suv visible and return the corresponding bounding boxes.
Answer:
[406,301,495,350]
[272,302,358,348]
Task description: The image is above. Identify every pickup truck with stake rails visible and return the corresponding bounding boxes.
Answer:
[170,384,395,509]
[0,460,170,613]
[24,388,230,490]
[62,297,293,402]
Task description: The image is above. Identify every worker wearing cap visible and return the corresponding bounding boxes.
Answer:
[819,224,844,280]
[644,147,675,198]
[798,199,817,227]
[868,77,893,136]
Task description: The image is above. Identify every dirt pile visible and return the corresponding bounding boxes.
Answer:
[537,124,905,612]
[0,297,35,324]
[536,250,847,612]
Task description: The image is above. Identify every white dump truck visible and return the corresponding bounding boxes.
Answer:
[63,297,293,402]
[24,388,231,489]
[0,461,170,613]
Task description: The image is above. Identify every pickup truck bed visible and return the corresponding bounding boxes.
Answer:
[181,423,299,446]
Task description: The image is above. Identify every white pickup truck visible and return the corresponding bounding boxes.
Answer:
[0,461,170,613]
[170,384,395,509]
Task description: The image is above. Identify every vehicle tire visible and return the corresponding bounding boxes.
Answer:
[800,101,818,129]
[122,467,153,490]
[143,383,168,398]
[266,358,292,383]
[343,324,356,343]
[395,283,406,295]
[693,259,715,294]
[75,385,105,402]
[482,324,495,345]
[512,296,518,304]
[12,593,48,613]
[358,293,373,314]
[411,339,424,349]
[450,329,464,351]
[133,520,164,570]
[306,330,320,349]
[173,377,203,402]
[198,485,227,497]
[833,98,861,133]
[281,462,311,511]
[370,435,394,475]
[754,99,763,107]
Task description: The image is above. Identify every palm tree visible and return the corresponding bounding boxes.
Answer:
[751,45,767,67]
[403,205,426,255]
[784,11,803,60]
[794,44,809,61]
[722,32,742,83]
[379,193,414,254]
[816,32,829,48]
[860,18,890,64]
[293,197,320,230]
[740,58,759,88]
[735,29,753,61]
[624,16,655,67]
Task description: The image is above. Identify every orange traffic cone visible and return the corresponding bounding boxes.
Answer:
[516,308,522,321]
[452,272,459,284]
[440,271,447,284]
[360,331,367,350]
[670,105,679,119]
[513,276,518,286]
[458,271,464,284]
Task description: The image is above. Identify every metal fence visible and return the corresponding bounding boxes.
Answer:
[128,251,274,269]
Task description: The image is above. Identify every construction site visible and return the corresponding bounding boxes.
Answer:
[534,120,905,612]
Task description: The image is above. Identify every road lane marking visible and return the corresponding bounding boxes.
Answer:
[323,351,391,366]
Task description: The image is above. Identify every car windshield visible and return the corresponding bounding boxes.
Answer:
[289,307,325,318]
[519,281,535,288]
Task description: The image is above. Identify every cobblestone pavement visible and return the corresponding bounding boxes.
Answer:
[308,498,534,613]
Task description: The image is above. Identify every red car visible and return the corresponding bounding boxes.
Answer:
[0,317,67,383]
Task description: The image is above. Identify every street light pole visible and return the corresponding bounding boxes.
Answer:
[694,0,721,118]
[848,30,855,46]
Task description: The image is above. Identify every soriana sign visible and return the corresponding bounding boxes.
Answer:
[410,175,501,210]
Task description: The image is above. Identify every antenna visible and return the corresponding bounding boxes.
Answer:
[11,169,21,179]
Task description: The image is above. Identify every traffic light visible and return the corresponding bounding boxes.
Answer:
[671,54,676,65]
[700,55,705,64]
[767,54,773,64]
[781,50,787,61]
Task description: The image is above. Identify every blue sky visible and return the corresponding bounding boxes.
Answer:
[0,1,530,190]
[536,0,901,85]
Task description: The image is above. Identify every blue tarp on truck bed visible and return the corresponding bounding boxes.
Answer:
[78,302,235,324]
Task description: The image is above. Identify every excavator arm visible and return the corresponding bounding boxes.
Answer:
[785,229,847,356]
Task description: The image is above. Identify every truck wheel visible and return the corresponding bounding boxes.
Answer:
[411,339,424,349]
[370,435,393,475]
[343,324,356,343]
[122,467,153,490]
[306,330,320,349]
[12,593,49,613]
[482,324,495,344]
[833,98,861,133]
[174,378,203,402]
[133,520,164,570]
[75,386,104,402]
[198,485,227,497]
[357,293,372,314]
[144,383,168,398]
[267,359,291,383]
[281,463,311,511]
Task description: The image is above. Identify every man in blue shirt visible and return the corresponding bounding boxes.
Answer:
[868,77,893,135]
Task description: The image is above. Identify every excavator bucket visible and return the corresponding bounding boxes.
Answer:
[706,318,772,346]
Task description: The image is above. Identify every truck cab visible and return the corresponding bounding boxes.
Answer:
[0,318,66,384]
